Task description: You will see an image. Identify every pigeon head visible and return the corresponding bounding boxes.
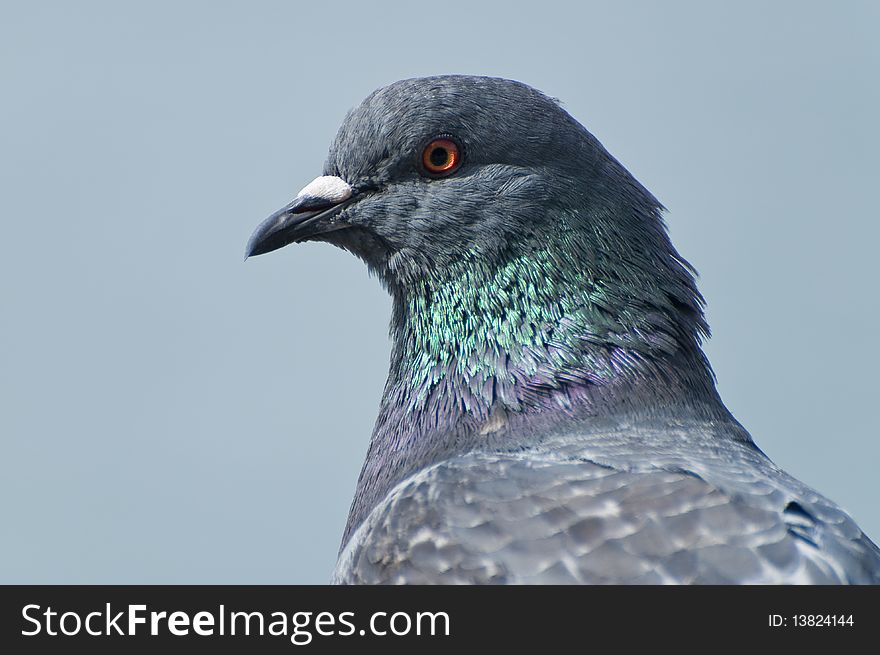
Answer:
[247,75,721,434]
[250,77,663,284]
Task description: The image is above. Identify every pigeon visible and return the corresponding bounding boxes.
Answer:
[246,75,880,584]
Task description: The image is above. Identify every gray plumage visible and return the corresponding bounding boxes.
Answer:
[246,75,880,584]
[334,419,877,583]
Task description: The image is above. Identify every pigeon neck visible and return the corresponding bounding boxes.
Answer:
[377,241,722,438]
[343,235,727,549]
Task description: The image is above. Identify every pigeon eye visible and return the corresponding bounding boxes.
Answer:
[421,137,462,176]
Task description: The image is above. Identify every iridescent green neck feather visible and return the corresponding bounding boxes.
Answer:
[376,206,720,441]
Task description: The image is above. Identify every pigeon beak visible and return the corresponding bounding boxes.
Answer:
[245,175,355,258]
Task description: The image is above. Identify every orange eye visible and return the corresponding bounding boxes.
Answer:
[421,137,462,176]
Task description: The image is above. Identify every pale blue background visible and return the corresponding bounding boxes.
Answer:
[2,1,877,583]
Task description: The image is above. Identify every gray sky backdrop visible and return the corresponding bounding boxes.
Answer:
[2,1,878,583]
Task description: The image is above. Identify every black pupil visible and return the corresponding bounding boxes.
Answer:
[429,146,449,167]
